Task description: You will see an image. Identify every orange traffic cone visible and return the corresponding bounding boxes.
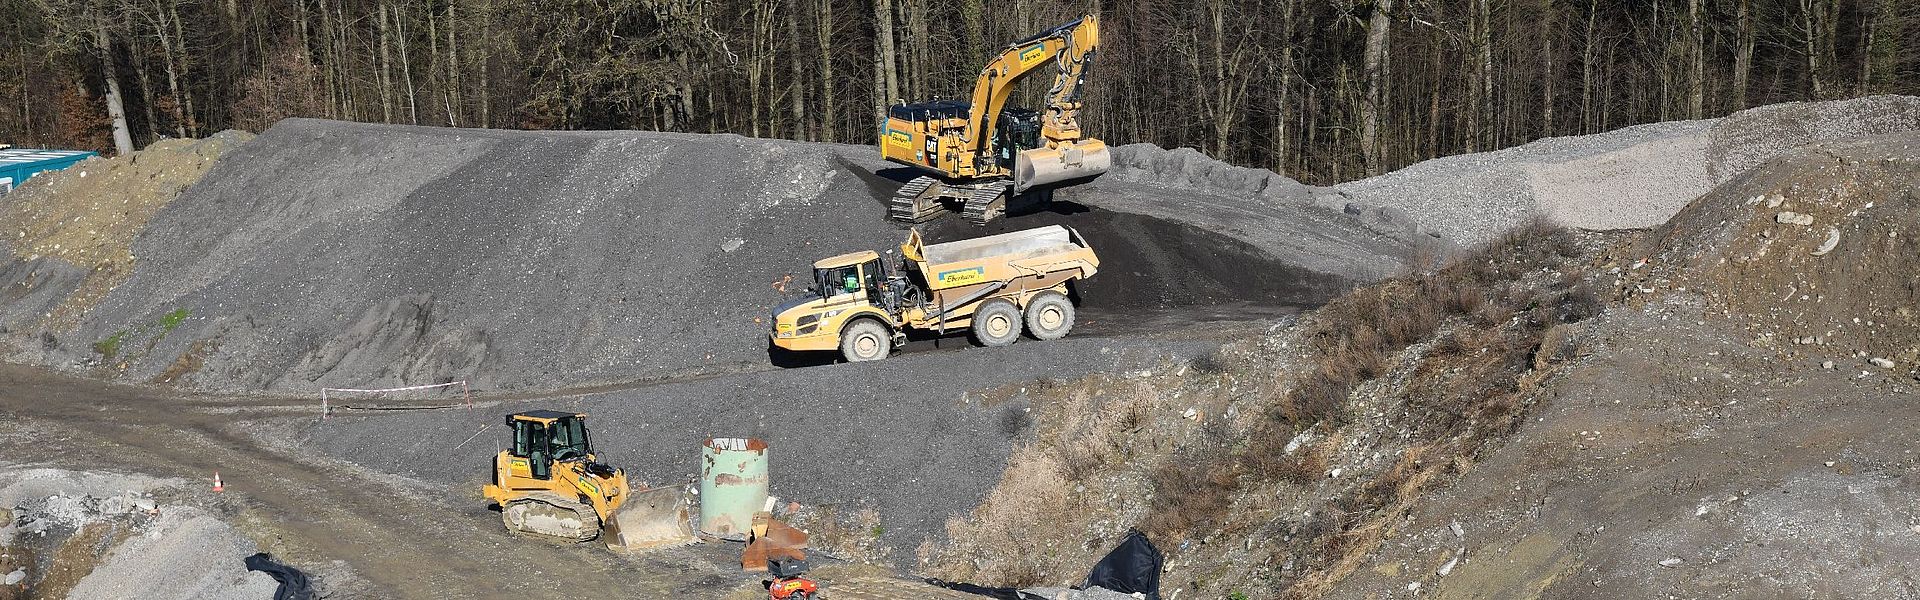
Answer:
[212,471,224,492]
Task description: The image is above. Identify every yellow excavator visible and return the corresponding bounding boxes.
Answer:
[882,15,1110,225]
[481,410,695,551]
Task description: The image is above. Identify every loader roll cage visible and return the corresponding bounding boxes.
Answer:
[508,411,595,479]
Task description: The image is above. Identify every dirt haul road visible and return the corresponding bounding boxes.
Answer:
[0,362,746,597]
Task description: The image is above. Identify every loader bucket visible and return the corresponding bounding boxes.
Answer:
[602,482,698,552]
[1014,139,1112,192]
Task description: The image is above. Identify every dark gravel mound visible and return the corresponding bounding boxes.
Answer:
[11,118,1410,394]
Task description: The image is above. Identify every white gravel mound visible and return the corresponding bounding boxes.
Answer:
[1335,96,1920,245]
[64,507,280,600]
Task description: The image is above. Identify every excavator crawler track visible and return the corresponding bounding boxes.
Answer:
[962,181,1013,225]
[500,491,602,544]
[888,176,945,223]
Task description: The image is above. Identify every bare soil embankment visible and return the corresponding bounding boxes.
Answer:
[914,132,1920,599]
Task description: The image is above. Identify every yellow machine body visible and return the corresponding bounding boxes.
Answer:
[770,226,1099,360]
[881,15,1111,224]
[482,410,694,550]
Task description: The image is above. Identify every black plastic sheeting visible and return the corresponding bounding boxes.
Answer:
[244,553,315,600]
[927,578,1048,600]
[1083,529,1163,600]
[935,529,1164,600]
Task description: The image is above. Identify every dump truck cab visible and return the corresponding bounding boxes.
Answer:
[769,251,906,355]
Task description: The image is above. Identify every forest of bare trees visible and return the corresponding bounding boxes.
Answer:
[2,0,1915,184]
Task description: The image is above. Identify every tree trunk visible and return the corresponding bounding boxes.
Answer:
[445,0,459,127]
[1686,0,1704,119]
[94,17,135,155]
[1361,0,1392,177]
[133,50,158,144]
[1801,0,1821,99]
[787,0,809,141]
[1471,0,1493,152]
[1270,0,1297,173]
[959,0,985,71]
[815,0,835,141]
[1581,0,1597,133]
[1541,0,1556,136]
[873,0,898,129]
[396,4,418,125]
[1733,0,1752,109]
[378,2,394,123]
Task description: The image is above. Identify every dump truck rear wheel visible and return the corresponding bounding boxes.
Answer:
[1024,292,1075,340]
[970,301,1022,347]
[840,319,892,362]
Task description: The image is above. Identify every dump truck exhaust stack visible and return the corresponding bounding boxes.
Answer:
[1015,140,1112,193]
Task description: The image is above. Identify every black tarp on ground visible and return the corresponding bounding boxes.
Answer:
[928,578,1048,599]
[1083,529,1163,600]
[244,552,314,600]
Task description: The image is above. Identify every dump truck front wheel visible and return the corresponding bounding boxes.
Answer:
[1024,292,1075,340]
[840,319,893,362]
[971,301,1022,347]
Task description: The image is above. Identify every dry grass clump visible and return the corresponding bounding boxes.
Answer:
[1146,222,1601,548]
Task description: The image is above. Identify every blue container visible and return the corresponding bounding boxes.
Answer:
[0,147,98,194]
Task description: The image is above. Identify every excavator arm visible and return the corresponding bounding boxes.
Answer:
[963,15,1100,159]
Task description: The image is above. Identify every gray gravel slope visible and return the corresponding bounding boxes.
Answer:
[17,118,1409,394]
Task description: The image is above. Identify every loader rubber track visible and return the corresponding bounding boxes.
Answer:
[500,491,602,544]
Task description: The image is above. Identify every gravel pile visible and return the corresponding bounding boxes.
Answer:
[1067,144,1448,281]
[0,118,1411,394]
[0,467,277,599]
[1333,95,1920,246]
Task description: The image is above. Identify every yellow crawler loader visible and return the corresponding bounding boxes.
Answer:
[882,15,1110,225]
[481,410,695,551]
[770,225,1099,361]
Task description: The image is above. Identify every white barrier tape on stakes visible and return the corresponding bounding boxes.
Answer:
[321,381,471,420]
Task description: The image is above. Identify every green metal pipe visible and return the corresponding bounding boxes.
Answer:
[698,437,769,538]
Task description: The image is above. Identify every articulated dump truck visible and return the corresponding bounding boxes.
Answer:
[770,225,1099,362]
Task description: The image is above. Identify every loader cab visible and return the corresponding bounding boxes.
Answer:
[507,410,594,480]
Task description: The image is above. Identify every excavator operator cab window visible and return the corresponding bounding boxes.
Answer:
[995,108,1042,168]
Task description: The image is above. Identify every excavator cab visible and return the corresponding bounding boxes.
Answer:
[483,410,696,551]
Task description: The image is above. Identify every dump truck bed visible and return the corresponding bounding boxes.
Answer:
[911,225,1098,292]
[920,225,1079,266]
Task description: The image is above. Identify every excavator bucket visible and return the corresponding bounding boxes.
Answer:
[1014,139,1112,192]
[602,482,698,552]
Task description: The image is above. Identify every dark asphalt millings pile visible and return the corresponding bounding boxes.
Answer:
[6,118,1414,394]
